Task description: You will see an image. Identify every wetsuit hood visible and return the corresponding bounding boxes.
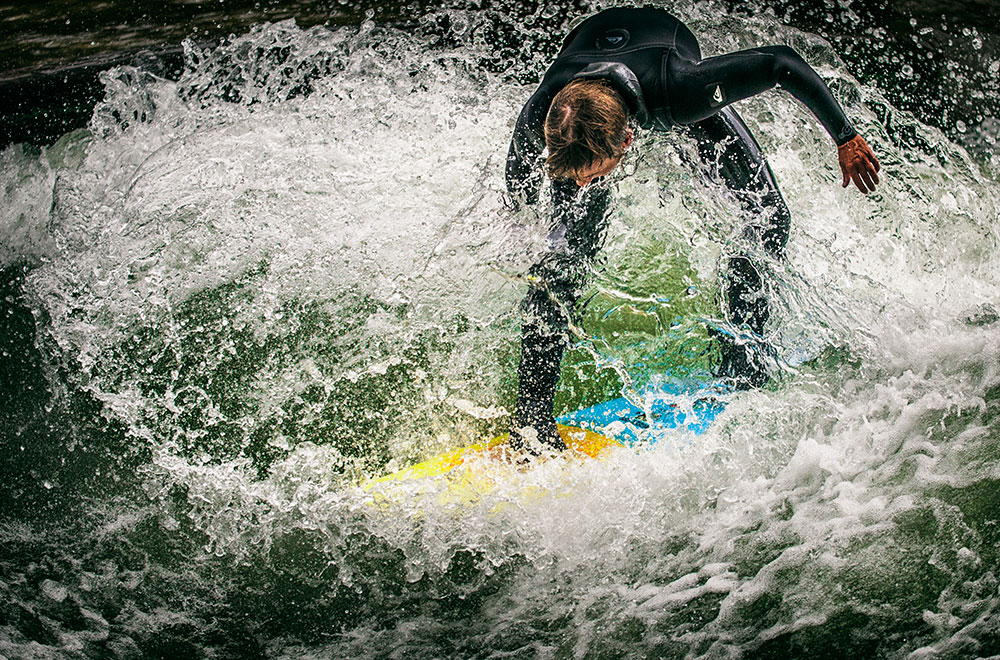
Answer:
[571,62,652,128]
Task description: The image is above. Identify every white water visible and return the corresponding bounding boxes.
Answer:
[2,4,1000,659]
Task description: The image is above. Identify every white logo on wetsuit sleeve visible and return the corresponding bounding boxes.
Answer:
[712,85,724,105]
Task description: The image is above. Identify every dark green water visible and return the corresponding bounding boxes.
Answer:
[2,1,1000,658]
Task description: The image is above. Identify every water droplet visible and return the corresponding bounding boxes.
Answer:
[41,580,68,602]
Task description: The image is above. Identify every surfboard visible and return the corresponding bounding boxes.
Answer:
[557,375,730,445]
[363,376,730,505]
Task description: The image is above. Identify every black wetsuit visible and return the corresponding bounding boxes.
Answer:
[505,7,857,450]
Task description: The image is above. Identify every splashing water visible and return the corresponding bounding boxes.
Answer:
[2,3,1000,659]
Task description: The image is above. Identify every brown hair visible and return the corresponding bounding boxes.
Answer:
[544,79,630,180]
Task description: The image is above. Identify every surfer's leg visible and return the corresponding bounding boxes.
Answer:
[513,288,569,451]
[511,179,611,452]
[687,106,791,387]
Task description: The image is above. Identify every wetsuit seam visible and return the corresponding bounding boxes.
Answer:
[552,43,677,62]
[659,48,678,128]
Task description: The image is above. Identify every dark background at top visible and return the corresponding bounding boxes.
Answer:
[0,0,998,156]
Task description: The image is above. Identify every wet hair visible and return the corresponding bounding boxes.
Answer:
[544,79,630,180]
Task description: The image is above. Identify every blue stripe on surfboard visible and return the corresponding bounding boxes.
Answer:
[556,377,731,446]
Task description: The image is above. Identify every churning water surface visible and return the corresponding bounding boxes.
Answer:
[2,2,1000,659]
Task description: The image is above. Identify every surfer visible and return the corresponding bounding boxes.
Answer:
[505,7,880,452]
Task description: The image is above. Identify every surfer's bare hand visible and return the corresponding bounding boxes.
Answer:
[838,134,881,194]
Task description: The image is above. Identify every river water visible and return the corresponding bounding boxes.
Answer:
[2,1,1000,659]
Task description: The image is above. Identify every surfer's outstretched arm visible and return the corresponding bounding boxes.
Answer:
[668,45,880,194]
[687,107,790,387]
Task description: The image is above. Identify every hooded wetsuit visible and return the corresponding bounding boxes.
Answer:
[505,7,857,450]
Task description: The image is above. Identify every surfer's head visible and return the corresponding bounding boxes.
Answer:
[544,79,633,187]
